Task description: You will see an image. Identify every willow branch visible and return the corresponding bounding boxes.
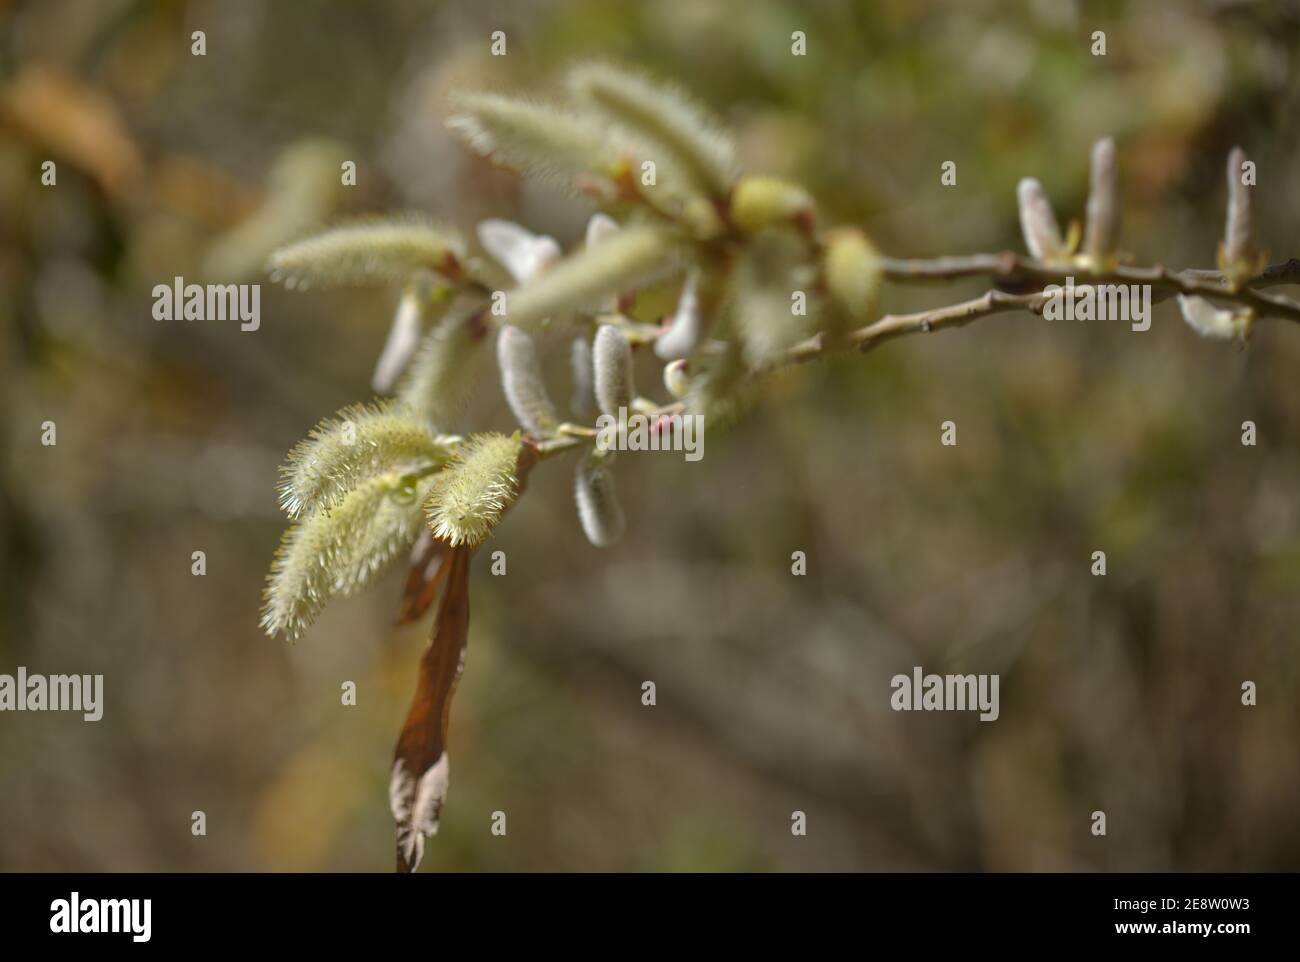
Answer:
[881,253,1300,323]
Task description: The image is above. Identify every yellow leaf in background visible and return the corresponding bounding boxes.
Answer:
[1,64,143,193]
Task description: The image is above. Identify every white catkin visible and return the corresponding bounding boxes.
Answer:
[570,336,594,417]
[1224,146,1254,267]
[593,324,634,416]
[1177,295,1240,340]
[1083,137,1119,262]
[574,455,625,547]
[655,269,701,360]
[586,212,620,248]
[373,271,441,393]
[477,219,562,284]
[592,325,631,416]
[496,325,557,435]
[373,292,424,393]
[1016,178,1063,262]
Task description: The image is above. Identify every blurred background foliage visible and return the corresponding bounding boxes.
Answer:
[2,0,1299,871]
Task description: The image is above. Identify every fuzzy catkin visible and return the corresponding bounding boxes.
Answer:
[447,92,623,195]
[823,228,883,324]
[503,225,679,330]
[1083,137,1119,263]
[1223,146,1256,270]
[567,63,735,198]
[1178,295,1241,340]
[262,471,434,640]
[662,359,690,399]
[424,432,521,547]
[477,219,562,284]
[655,270,701,360]
[1016,178,1063,262]
[730,176,814,234]
[398,310,491,432]
[277,400,444,519]
[570,336,595,417]
[268,217,465,288]
[373,271,445,393]
[574,454,625,547]
[496,325,558,435]
[593,324,634,416]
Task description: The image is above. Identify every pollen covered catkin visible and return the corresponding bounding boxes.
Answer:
[568,63,736,198]
[730,175,814,234]
[268,218,465,288]
[574,453,625,547]
[593,324,634,416]
[424,432,521,547]
[447,92,622,195]
[497,325,557,435]
[823,228,883,324]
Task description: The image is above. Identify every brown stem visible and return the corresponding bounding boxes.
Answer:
[881,252,1300,323]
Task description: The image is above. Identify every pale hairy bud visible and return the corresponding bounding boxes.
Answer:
[1221,146,1263,285]
[570,336,595,417]
[586,212,620,248]
[1083,137,1119,264]
[1016,178,1064,262]
[574,453,625,547]
[496,325,558,435]
[477,219,562,284]
[655,269,701,360]
[663,359,690,399]
[593,324,634,416]
[1177,295,1249,341]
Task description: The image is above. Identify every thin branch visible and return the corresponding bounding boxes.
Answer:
[881,253,1300,323]
[773,290,1042,368]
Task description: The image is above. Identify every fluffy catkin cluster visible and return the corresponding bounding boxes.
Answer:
[261,470,437,640]
[257,63,1284,874]
[263,63,1271,637]
[259,62,891,601]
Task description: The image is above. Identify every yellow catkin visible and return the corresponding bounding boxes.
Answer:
[729,176,814,235]
[268,218,465,288]
[423,433,521,547]
[823,228,883,324]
